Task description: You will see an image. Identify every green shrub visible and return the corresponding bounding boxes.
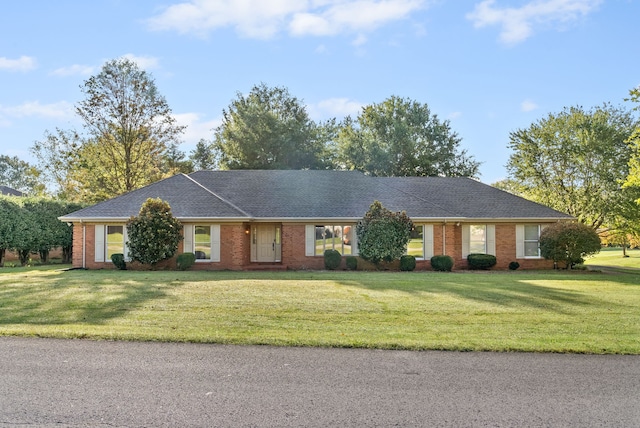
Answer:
[467,253,497,270]
[324,249,341,270]
[356,200,413,266]
[539,222,601,269]
[508,261,520,270]
[111,253,126,270]
[127,198,183,267]
[431,255,454,272]
[399,255,416,271]
[345,256,358,271]
[176,252,196,271]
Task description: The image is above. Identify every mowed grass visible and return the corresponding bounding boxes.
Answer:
[0,264,638,354]
[584,247,640,272]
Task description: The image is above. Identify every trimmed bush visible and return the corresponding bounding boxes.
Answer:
[508,261,520,270]
[539,222,601,269]
[324,249,341,270]
[345,256,358,271]
[467,253,497,270]
[399,255,416,271]
[176,252,196,271]
[111,253,126,270]
[431,255,454,272]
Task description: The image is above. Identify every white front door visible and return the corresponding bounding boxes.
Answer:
[254,225,281,262]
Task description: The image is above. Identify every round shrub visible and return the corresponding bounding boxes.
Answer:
[345,256,358,271]
[467,253,497,270]
[176,252,196,271]
[400,255,416,271]
[324,249,341,270]
[431,255,454,272]
[508,261,520,270]
[111,253,126,270]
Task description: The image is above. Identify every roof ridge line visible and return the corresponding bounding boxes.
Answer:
[182,173,253,218]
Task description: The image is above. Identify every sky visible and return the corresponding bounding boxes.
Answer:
[1,0,638,185]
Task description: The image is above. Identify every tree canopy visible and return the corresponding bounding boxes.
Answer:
[32,58,185,202]
[336,96,480,177]
[0,155,44,195]
[623,87,640,199]
[214,83,334,170]
[507,104,639,230]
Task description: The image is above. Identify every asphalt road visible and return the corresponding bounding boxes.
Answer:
[1,337,639,427]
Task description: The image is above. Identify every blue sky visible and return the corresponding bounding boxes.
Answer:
[1,0,638,184]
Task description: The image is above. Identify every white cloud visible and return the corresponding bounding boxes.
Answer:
[173,112,221,146]
[448,111,463,120]
[467,0,602,45]
[51,64,96,77]
[0,101,74,119]
[147,0,426,42]
[51,55,159,78]
[352,34,368,46]
[0,56,37,72]
[309,97,364,119]
[120,54,160,70]
[521,99,538,112]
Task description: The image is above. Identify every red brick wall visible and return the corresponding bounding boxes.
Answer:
[282,224,325,270]
[71,221,555,271]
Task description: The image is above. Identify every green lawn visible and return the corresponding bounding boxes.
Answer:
[1,264,638,354]
[584,246,640,272]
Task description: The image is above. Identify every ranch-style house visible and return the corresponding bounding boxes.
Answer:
[59,170,572,270]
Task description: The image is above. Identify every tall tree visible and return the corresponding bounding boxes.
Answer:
[623,87,640,198]
[507,104,639,230]
[189,139,218,171]
[336,96,480,177]
[32,58,185,202]
[214,83,333,170]
[0,197,23,266]
[0,155,44,195]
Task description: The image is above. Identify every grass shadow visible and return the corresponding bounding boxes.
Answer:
[0,269,171,325]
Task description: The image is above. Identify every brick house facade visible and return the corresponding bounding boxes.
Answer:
[61,171,570,271]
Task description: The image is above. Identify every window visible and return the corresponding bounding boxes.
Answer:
[314,225,354,256]
[106,225,124,260]
[524,225,541,257]
[194,225,212,260]
[407,225,424,259]
[183,224,220,262]
[469,225,486,254]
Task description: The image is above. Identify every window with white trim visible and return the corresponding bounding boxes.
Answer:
[407,225,424,259]
[183,224,221,262]
[524,225,542,257]
[314,225,354,256]
[194,225,212,260]
[106,225,125,260]
[469,225,487,254]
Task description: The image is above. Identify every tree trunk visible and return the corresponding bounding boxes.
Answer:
[18,250,30,266]
[62,246,72,264]
[39,249,49,264]
[0,248,5,266]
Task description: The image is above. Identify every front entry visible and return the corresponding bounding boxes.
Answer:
[252,225,281,262]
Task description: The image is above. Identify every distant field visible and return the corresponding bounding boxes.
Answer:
[0,266,638,354]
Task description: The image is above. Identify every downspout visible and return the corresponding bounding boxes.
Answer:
[82,221,86,269]
[442,220,446,255]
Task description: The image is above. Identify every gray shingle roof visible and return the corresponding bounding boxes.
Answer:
[60,170,572,221]
[0,185,24,197]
